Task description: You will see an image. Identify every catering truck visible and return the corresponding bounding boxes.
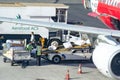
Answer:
[0,3,69,49]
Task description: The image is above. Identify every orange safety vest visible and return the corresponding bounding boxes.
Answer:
[40,38,45,48]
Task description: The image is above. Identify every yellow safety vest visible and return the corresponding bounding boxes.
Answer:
[37,45,42,56]
[26,44,33,51]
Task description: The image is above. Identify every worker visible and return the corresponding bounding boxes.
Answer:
[26,42,33,52]
[40,37,45,48]
[30,32,35,43]
[36,41,42,66]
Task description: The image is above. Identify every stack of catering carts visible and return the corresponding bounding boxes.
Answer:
[2,39,31,68]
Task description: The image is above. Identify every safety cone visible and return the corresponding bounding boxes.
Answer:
[78,64,82,74]
[65,69,70,80]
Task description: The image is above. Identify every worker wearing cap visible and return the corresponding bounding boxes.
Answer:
[36,41,42,66]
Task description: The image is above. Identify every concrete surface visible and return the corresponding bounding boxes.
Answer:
[0,0,107,29]
[0,52,113,80]
[0,1,113,80]
[0,0,81,4]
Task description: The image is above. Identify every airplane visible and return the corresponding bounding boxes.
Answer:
[0,16,120,80]
[82,0,120,30]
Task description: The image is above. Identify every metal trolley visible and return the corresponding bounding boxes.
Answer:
[2,39,31,68]
[3,48,31,68]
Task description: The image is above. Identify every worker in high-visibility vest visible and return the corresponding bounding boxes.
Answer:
[36,41,42,66]
[26,42,33,52]
[40,37,45,48]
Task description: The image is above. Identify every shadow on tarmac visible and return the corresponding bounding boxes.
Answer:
[0,51,95,69]
[26,59,96,68]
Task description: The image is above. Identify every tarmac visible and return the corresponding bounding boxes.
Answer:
[0,0,108,28]
[0,0,114,80]
[0,51,113,80]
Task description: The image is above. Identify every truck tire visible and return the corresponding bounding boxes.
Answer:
[3,57,7,63]
[21,61,28,68]
[89,55,93,63]
[48,39,62,48]
[11,61,14,66]
[52,55,61,64]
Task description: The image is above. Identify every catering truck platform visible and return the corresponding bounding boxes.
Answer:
[30,43,93,64]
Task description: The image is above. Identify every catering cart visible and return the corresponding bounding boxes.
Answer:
[2,39,31,68]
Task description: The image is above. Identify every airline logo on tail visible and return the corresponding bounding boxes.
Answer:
[100,0,120,7]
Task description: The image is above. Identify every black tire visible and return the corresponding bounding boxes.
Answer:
[26,61,29,65]
[52,55,61,64]
[21,61,28,68]
[3,57,7,63]
[48,39,62,48]
[89,56,93,63]
[11,61,14,66]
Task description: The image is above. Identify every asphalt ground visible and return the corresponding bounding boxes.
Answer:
[0,1,113,80]
[0,51,113,80]
[0,0,108,29]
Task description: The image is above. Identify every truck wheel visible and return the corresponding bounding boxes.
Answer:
[49,39,62,48]
[21,61,27,68]
[3,57,7,63]
[11,61,14,66]
[52,55,61,64]
[89,56,93,63]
